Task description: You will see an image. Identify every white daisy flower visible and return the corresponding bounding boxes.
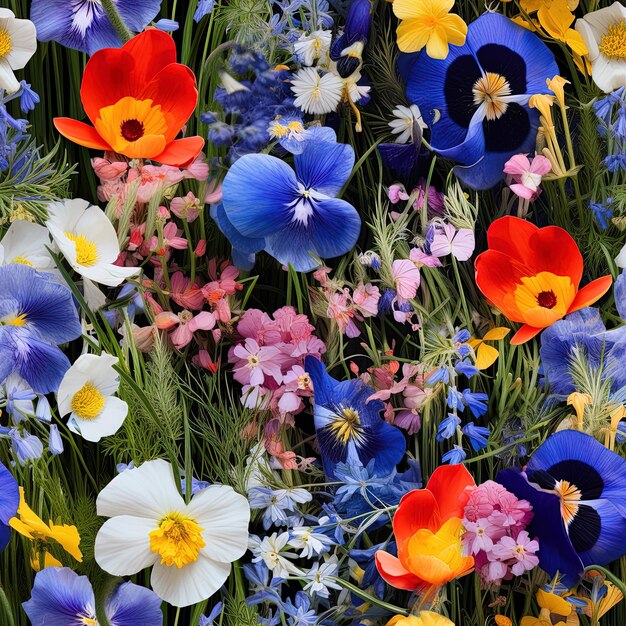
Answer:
[0,220,55,271]
[294,30,332,67]
[389,104,428,144]
[95,459,250,607]
[291,67,344,115]
[249,531,303,578]
[288,526,336,558]
[0,9,36,93]
[303,556,342,598]
[576,1,626,93]
[57,353,128,442]
[45,198,140,287]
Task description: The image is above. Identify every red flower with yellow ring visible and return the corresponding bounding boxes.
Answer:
[474,216,612,345]
[54,30,204,167]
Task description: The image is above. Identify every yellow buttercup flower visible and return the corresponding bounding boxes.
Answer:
[393,0,467,59]
[387,611,455,626]
[9,487,82,570]
[468,327,510,370]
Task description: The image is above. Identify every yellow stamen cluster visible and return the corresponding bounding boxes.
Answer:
[71,383,105,420]
[599,21,626,60]
[0,30,11,58]
[330,408,363,444]
[149,512,205,568]
[64,232,98,266]
[473,72,511,121]
[2,312,27,327]
[11,256,33,267]
[554,479,582,525]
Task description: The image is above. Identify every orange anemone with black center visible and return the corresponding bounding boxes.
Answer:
[53,30,204,167]
[474,216,612,345]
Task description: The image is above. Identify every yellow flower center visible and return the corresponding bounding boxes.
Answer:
[287,120,304,133]
[71,383,105,420]
[80,617,98,626]
[11,256,32,266]
[64,232,98,266]
[513,272,575,328]
[0,30,11,58]
[272,122,289,138]
[473,72,512,121]
[1,312,27,327]
[330,407,363,444]
[599,21,626,60]
[149,512,206,568]
[554,479,581,525]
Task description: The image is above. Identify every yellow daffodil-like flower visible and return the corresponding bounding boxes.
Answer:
[392,0,467,59]
[567,392,592,430]
[387,611,455,626]
[9,487,82,570]
[546,75,570,107]
[468,327,510,369]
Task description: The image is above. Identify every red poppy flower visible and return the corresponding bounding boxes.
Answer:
[475,216,612,345]
[375,465,475,592]
[54,30,204,167]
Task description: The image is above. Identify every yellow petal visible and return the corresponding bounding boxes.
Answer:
[483,327,511,341]
[441,13,468,46]
[48,521,83,562]
[425,28,450,60]
[565,29,589,57]
[396,19,432,53]
[537,589,572,616]
[30,550,63,572]
[475,343,500,370]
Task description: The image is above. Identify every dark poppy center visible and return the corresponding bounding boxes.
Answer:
[120,119,145,142]
[537,290,557,309]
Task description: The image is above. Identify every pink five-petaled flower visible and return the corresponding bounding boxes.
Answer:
[490,531,539,576]
[232,338,285,387]
[155,310,216,349]
[170,191,201,223]
[503,154,552,200]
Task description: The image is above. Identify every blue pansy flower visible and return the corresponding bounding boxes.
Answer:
[404,12,558,189]
[30,0,162,54]
[23,566,163,625]
[221,128,361,272]
[0,265,81,393]
[0,460,18,552]
[304,356,406,479]
[498,430,626,588]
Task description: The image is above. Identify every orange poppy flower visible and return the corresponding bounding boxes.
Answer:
[474,216,612,345]
[375,464,475,591]
[54,30,204,167]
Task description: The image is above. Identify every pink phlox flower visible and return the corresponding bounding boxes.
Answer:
[170,192,201,222]
[491,531,539,576]
[155,309,216,349]
[232,338,285,386]
[127,164,186,204]
[503,153,552,200]
[463,518,499,555]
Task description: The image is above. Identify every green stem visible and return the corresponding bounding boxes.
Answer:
[0,586,15,626]
[100,0,132,42]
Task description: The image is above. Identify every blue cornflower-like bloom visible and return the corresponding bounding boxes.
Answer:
[334,460,397,505]
[540,307,626,395]
[498,430,626,588]
[455,358,478,378]
[426,366,450,385]
[0,460,18,552]
[615,270,626,321]
[606,153,626,172]
[436,413,461,441]
[0,265,81,393]
[462,389,489,418]
[447,387,464,411]
[221,128,361,272]
[283,592,318,625]
[23,566,163,626]
[593,88,624,125]
[404,12,558,190]
[199,602,223,626]
[194,0,215,22]
[590,199,613,229]
[305,356,406,479]
[442,445,467,465]
[244,561,284,606]
[462,422,490,451]
[30,0,162,54]
[18,81,39,113]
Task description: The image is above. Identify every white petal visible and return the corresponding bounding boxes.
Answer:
[0,58,18,93]
[5,19,37,69]
[95,515,157,575]
[88,353,120,395]
[97,458,186,519]
[616,242,626,268]
[0,221,53,269]
[185,486,250,563]
[79,263,141,288]
[575,19,600,61]
[592,55,626,93]
[0,9,15,19]
[75,205,120,264]
[150,555,231,607]
[82,277,107,312]
[73,396,128,442]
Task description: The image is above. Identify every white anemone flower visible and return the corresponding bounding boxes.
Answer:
[0,9,37,93]
[0,220,55,271]
[57,353,128,442]
[576,1,626,92]
[389,104,428,144]
[291,67,344,115]
[94,459,250,607]
[45,198,140,287]
[294,30,332,66]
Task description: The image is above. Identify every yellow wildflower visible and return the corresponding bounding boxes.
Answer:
[468,327,510,370]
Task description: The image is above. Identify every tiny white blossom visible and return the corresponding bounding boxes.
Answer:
[389,104,427,144]
[303,556,342,598]
[288,527,336,558]
[291,67,343,115]
[249,532,303,579]
[294,30,332,66]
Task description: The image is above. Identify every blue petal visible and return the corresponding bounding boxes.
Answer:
[22,567,95,626]
[358,420,407,477]
[308,197,361,259]
[222,154,298,238]
[1,329,71,394]
[294,139,354,196]
[0,523,10,552]
[304,356,337,406]
[497,468,583,588]
[615,270,626,320]
[106,581,163,626]
[116,0,162,32]
[0,461,18,525]
[264,221,319,272]
[211,203,265,255]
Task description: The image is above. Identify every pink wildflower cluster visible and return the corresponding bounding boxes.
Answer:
[228,307,326,425]
[503,153,552,201]
[313,267,380,338]
[463,480,539,587]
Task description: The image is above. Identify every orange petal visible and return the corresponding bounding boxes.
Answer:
[53,118,112,150]
[139,64,198,142]
[567,275,613,314]
[487,216,538,261]
[510,323,543,345]
[374,550,423,591]
[151,136,205,167]
[393,489,440,552]
[425,465,475,522]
